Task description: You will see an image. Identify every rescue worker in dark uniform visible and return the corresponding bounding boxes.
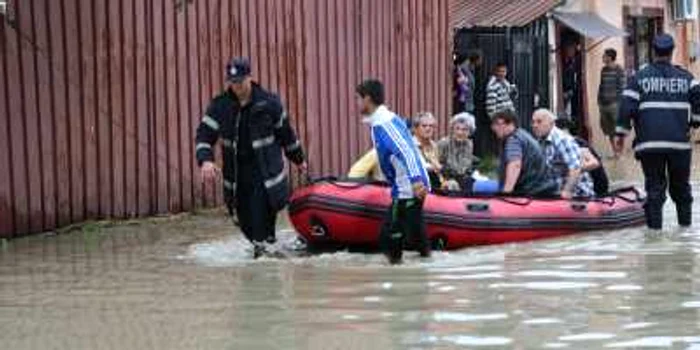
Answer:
[195,58,307,258]
[616,34,700,230]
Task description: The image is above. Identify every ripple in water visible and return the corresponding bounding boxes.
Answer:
[442,335,513,346]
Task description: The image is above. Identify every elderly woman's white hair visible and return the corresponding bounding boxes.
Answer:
[533,108,558,121]
[450,112,476,133]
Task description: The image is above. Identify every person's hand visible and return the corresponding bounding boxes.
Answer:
[614,136,625,154]
[412,182,428,200]
[200,161,220,182]
[560,189,573,200]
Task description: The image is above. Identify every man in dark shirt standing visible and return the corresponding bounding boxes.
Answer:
[195,58,307,258]
[598,48,625,158]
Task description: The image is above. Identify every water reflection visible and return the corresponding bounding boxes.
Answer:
[1,151,700,349]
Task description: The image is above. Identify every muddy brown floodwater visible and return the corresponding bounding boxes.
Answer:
[2,148,700,349]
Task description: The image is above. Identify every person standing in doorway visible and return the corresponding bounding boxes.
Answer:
[562,42,583,135]
[598,48,625,158]
[356,79,431,264]
[195,57,307,258]
[616,34,700,230]
[486,62,518,119]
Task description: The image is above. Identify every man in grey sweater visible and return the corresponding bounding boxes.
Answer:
[597,48,625,158]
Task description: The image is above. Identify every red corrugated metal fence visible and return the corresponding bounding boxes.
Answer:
[0,0,451,237]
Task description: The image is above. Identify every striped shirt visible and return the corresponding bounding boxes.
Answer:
[598,64,625,105]
[541,127,594,197]
[486,76,516,118]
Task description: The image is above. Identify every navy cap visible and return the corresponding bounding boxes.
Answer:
[226,57,251,83]
[653,34,675,52]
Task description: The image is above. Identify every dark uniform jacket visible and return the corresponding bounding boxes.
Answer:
[195,83,305,210]
[618,61,700,154]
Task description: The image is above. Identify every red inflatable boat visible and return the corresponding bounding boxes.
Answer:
[288,180,646,250]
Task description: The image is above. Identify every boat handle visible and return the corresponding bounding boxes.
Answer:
[571,202,587,212]
[466,202,490,212]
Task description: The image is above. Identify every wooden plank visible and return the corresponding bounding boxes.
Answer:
[32,0,56,230]
[122,0,137,217]
[304,0,322,175]
[152,0,168,214]
[18,0,44,232]
[134,0,151,216]
[256,0,269,86]
[440,0,450,122]
[176,1,192,211]
[345,0,358,161]
[0,13,14,236]
[65,0,85,223]
[264,0,277,92]
[79,0,99,218]
[248,0,260,82]
[292,1,308,175]
[197,0,214,206]
[95,0,112,218]
[417,0,426,114]
[187,1,203,209]
[108,0,125,218]
[220,0,232,61]
[327,0,340,175]
[317,0,330,175]
[164,0,181,213]
[48,0,71,227]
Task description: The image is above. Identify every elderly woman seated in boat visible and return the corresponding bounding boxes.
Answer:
[437,113,476,191]
[411,111,444,190]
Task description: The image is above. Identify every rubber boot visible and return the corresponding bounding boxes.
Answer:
[677,205,692,227]
[386,231,403,265]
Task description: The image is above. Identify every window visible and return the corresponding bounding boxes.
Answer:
[0,1,7,16]
[671,0,696,20]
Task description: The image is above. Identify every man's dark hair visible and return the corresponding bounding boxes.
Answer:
[495,62,507,69]
[356,79,385,105]
[604,48,617,61]
[654,47,673,58]
[467,49,483,63]
[492,108,518,125]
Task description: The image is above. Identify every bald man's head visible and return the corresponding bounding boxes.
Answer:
[531,108,556,138]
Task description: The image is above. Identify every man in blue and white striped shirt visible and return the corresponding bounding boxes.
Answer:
[356,79,431,264]
[486,62,518,118]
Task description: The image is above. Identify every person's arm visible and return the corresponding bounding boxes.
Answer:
[195,101,224,182]
[348,150,378,178]
[615,75,640,151]
[502,160,521,193]
[616,67,626,102]
[501,137,522,194]
[580,148,600,171]
[271,100,306,167]
[374,122,426,194]
[597,69,604,105]
[690,76,700,128]
[486,82,497,117]
[559,137,584,199]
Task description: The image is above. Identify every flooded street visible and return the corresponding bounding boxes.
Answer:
[2,151,700,349]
